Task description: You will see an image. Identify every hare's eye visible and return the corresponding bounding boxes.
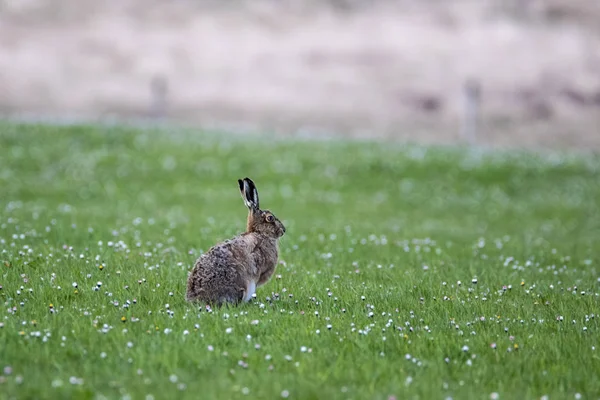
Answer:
[266,215,274,223]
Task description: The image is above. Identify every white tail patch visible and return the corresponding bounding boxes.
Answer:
[244,280,257,302]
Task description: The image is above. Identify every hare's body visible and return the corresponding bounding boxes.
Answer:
[186,234,279,304]
[186,178,285,306]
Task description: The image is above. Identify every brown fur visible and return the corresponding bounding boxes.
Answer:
[186,178,285,306]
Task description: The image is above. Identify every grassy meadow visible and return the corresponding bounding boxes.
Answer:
[0,123,599,400]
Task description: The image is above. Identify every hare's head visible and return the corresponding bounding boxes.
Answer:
[238,177,286,238]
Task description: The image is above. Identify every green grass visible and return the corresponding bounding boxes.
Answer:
[1,122,599,400]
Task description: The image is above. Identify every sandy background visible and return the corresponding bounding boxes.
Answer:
[0,0,599,150]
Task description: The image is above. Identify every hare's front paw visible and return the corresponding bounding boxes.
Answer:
[244,280,257,302]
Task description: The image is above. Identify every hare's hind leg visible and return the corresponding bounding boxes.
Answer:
[215,287,245,306]
[185,280,203,302]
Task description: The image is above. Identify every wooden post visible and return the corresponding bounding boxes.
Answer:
[461,78,481,145]
[150,75,168,120]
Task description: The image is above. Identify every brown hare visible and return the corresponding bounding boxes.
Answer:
[186,178,286,306]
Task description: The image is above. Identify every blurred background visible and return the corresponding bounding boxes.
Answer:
[0,0,599,150]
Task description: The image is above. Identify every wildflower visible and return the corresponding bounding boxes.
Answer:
[69,377,83,385]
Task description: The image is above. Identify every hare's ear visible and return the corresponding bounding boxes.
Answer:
[238,177,259,211]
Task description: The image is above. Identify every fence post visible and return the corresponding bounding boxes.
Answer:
[461,78,481,145]
[150,75,168,120]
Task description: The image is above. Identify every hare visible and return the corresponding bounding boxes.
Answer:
[186,177,286,306]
